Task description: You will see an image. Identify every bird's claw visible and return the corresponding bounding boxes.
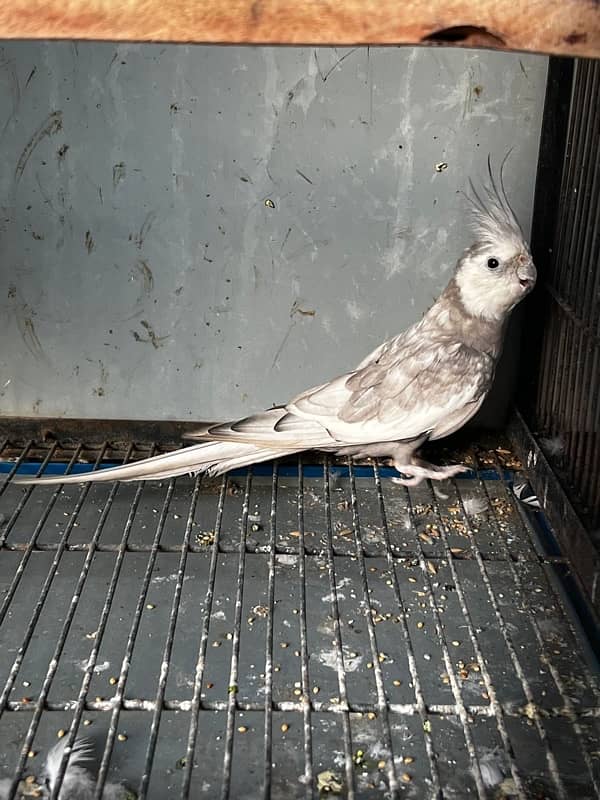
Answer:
[390,463,468,486]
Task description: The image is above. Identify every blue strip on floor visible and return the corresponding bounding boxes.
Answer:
[0,460,510,481]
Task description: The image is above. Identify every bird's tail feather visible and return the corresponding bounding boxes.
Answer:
[14,440,300,486]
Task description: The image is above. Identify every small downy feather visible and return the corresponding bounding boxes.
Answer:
[43,736,132,800]
[462,495,488,517]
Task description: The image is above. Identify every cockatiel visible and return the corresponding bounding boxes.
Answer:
[16,160,536,488]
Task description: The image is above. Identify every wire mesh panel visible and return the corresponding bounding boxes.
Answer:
[0,442,599,799]
[524,57,600,531]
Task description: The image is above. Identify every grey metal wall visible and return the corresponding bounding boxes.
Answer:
[0,43,547,422]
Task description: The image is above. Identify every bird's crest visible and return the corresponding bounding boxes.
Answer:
[468,153,527,252]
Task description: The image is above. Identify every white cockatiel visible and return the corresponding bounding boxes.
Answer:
[17,161,536,488]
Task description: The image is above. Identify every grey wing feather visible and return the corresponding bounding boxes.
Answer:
[289,333,493,443]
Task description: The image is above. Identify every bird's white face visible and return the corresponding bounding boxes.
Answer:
[455,241,536,321]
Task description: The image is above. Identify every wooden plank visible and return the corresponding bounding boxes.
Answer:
[0,0,598,58]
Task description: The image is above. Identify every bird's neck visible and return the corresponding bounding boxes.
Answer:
[424,278,507,359]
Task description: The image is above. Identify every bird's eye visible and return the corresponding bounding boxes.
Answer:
[487,257,499,269]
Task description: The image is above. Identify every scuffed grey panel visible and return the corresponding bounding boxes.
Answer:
[0,43,547,421]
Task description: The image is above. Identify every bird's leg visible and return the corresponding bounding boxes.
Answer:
[388,448,468,487]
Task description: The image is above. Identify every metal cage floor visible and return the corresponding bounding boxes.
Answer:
[0,440,599,799]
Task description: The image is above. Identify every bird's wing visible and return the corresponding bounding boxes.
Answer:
[182,406,339,449]
[288,334,494,444]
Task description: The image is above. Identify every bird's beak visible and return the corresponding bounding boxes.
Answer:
[517,259,536,292]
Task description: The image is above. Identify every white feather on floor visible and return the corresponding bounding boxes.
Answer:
[0,736,134,800]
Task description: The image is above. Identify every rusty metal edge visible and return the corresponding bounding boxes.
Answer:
[0,415,203,447]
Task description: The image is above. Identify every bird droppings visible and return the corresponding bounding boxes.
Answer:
[317,770,343,794]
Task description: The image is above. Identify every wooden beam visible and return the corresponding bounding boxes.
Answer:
[0,0,598,58]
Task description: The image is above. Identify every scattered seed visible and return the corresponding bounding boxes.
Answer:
[83,720,92,726]
[416,621,424,629]
[312,686,320,694]
[238,725,248,733]
[377,760,386,769]
[403,756,414,764]
[408,577,417,583]
[451,640,460,647]
[392,679,401,687]
[146,604,155,610]
[426,561,437,575]
[401,772,412,783]
[293,688,302,696]
[206,682,214,689]
[367,712,376,720]
[280,642,289,649]
[109,676,117,685]
[280,723,289,733]
[27,751,36,758]
[57,729,66,738]
[212,641,221,648]
[366,662,373,669]
[22,681,31,687]
[117,733,127,742]
[95,696,104,702]
[226,633,233,640]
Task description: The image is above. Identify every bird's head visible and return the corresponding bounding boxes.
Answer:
[455,157,537,321]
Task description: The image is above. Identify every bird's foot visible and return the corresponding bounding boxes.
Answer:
[390,461,469,487]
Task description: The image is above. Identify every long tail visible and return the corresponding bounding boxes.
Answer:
[14,440,301,486]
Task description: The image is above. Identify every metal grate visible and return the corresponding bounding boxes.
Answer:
[0,440,599,799]
[525,57,600,530]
